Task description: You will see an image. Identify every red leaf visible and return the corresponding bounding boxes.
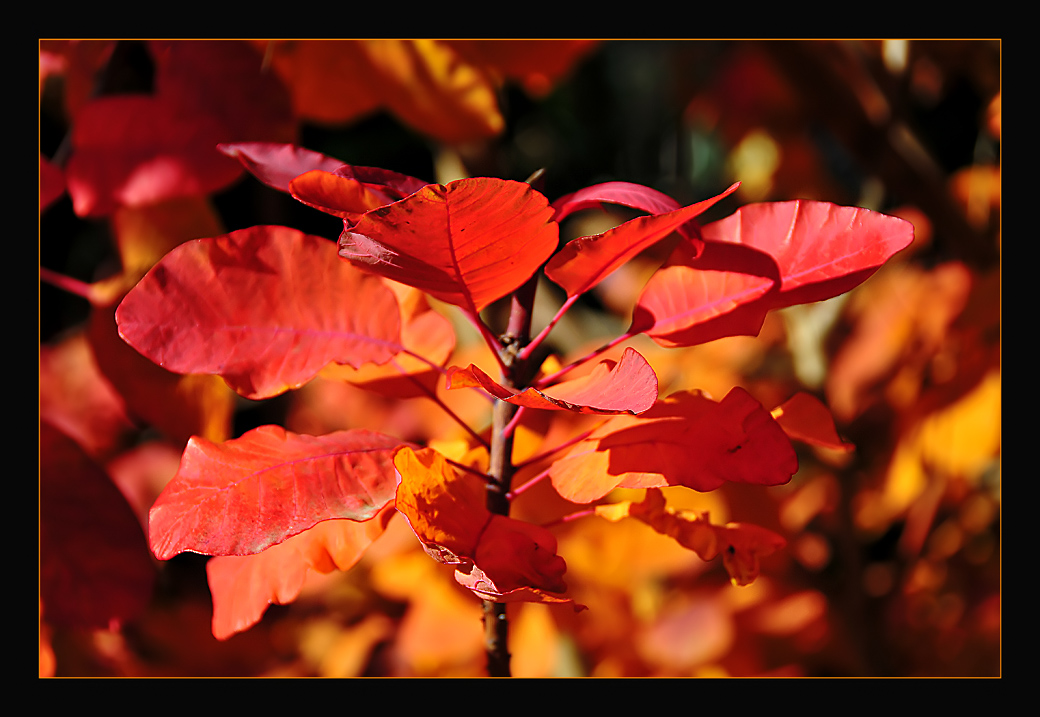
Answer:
[148,426,403,560]
[631,238,780,348]
[65,95,241,218]
[550,388,798,503]
[40,154,65,211]
[206,507,396,640]
[325,284,456,399]
[771,392,854,452]
[340,177,558,312]
[446,347,658,415]
[65,42,293,218]
[551,181,688,225]
[217,141,349,193]
[545,183,739,298]
[40,422,155,629]
[701,200,915,308]
[632,200,914,348]
[115,225,402,400]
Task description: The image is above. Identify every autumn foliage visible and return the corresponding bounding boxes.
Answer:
[40,40,1000,677]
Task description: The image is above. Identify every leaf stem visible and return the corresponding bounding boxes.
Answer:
[481,274,538,677]
[499,405,527,440]
[396,363,489,449]
[532,330,637,389]
[40,266,95,302]
[504,465,550,501]
[517,293,579,363]
[512,425,601,471]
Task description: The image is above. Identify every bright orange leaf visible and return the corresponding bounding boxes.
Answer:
[393,446,577,605]
[595,487,786,586]
[206,507,396,640]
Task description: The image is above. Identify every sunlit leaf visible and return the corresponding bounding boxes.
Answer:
[323,283,456,399]
[595,487,786,586]
[446,347,657,415]
[149,426,403,560]
[632,200,914,348]
[545,183,740,297]
[116,225,402,400]
[771,392,854,452]
[550,387,798,503]
[393,446,576,604]
[206,507,396,640]
[340,178,558,313]
[704,200,916,308]
[290,165,429,222]
[631,239,781,348]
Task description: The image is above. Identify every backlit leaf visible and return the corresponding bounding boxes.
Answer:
[323,283,456,399]
[632,200,914,348]
[631,239,781,348]
[148,426,403,560]
[550,387,798,503]
[393,446,574,603]
[290,165,429,222]
[446,347,657,415]
[116,225,401,400]
[596,488,786,586]
[771,392,854,452]
[545,182,740,297]
[206,507,396,640]
[340,178,558,313]
[702,200,916,308]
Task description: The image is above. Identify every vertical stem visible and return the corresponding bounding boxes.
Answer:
[482,275,537,677]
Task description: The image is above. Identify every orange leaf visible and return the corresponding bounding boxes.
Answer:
[393,447,577,605]
[206,508,396,640]
[771,392,854,452]
[596,488,786,586]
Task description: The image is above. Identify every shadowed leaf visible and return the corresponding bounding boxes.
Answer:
[40,422,155,629]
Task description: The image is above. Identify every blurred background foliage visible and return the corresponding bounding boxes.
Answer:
[40,39,999,677]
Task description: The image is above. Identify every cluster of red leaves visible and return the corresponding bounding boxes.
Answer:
[40,40,998,677]
[105,140,909,639]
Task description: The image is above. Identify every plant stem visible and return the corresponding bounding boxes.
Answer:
[482,274,538,677]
